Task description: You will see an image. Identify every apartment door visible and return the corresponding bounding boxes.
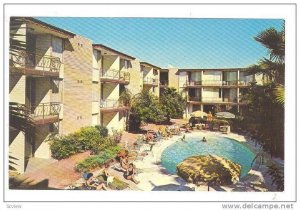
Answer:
[25,77,36,114]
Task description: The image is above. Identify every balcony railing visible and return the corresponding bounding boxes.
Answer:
[100,69,130,83]
[184,80,252,87]
[143,77,158,86]
[159,80,169,86]
[188,96,201,101]
[9,102,60,128]
[30,102,61,118]
[201,97,237,103]
[100,99,120,109]
[9,50,62,73]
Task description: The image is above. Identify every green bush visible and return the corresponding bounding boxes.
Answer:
[75,146,121,172]
[211,119,229,127]
[95,125,108,137]
[49,126,116,160]
[49,135,82,160]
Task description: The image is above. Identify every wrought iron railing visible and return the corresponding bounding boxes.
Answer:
[9,50,62,72]
[238,80,252,86]
[100,99,120,108]
[201,97,237,103]
[184,80,252,87]
[120,71,130,82]
[100,69,130,82]
[30,102,61,118]
[9,102,60,130]
[143,77,158,85]
[188,96,201,101]
[10,102,33,131]
[159,80,169,86]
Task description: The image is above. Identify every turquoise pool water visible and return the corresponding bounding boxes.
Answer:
[161,135,255,177]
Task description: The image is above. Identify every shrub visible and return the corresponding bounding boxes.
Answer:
[49,135,82,160]
[75,145,121,172]
[49,126,117,160]
[76,127,102,150]
[211,119,229,127]
[95,125,108,137]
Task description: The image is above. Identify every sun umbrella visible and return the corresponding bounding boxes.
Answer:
[215,111,235,119]
[190,110,208,118]
[176,155,241,187]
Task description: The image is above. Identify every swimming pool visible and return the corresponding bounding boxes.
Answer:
[161,134,255,177]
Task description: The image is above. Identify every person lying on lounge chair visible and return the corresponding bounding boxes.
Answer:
[85,172,107,190]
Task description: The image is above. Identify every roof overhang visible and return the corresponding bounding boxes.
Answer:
[17,17,75,39]
[140,62,161,70]
[179,68,247,72]
[93,44,135,60]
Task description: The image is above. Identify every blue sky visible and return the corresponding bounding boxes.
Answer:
[37,17,283,69]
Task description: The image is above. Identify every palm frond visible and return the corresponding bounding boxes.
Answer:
[273,85,285,107]
[254,27,285,63]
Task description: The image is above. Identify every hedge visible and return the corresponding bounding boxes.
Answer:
[49,126,115,160]
[75,145,121,172]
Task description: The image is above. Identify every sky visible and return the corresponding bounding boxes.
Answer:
[37,17,283,69]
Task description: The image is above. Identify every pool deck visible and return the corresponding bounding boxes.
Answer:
[132,130,282,191]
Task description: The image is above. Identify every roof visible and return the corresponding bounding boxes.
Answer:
[93,44,135,60]
[179,68,248,72]
[140,62,161,70]
[17,17,76,38]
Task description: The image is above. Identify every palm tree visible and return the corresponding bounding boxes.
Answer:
[248,25,285,86]
[244,24,285,158]
[254,26,285,63]
[119,88,133,131]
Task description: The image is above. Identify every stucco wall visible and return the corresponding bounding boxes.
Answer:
[126,59,142,96]
[62,35,94,135]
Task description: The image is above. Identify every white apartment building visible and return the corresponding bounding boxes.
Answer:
[173,68,255,118]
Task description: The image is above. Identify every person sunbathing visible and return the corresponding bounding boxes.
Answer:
[145,131,154,142]
[85,172,107,190]
[120,156,129,171]
[124,163,139,184]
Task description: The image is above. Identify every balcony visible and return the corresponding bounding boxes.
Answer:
[188,97,239,105]
[9,50,62,78]
[159,80,169,88]
[100,69,130,84]
[183,80,252,88]
[30,102,61,125]
[143,77,159,87]
[187,96,201,104]
[100,99,129,113]
[10,102,61,128]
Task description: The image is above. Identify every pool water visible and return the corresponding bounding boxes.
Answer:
[161,135,255,177]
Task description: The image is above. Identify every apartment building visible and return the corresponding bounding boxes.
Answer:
[169,68,255,118]
[9,17,75,173]
[140,62,160,97]
[9,17,256,174]
[9,18,136,173]
[93,44,134,133]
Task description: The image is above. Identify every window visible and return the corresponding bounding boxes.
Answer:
[124,60,130,69]
[52,37,63,53]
